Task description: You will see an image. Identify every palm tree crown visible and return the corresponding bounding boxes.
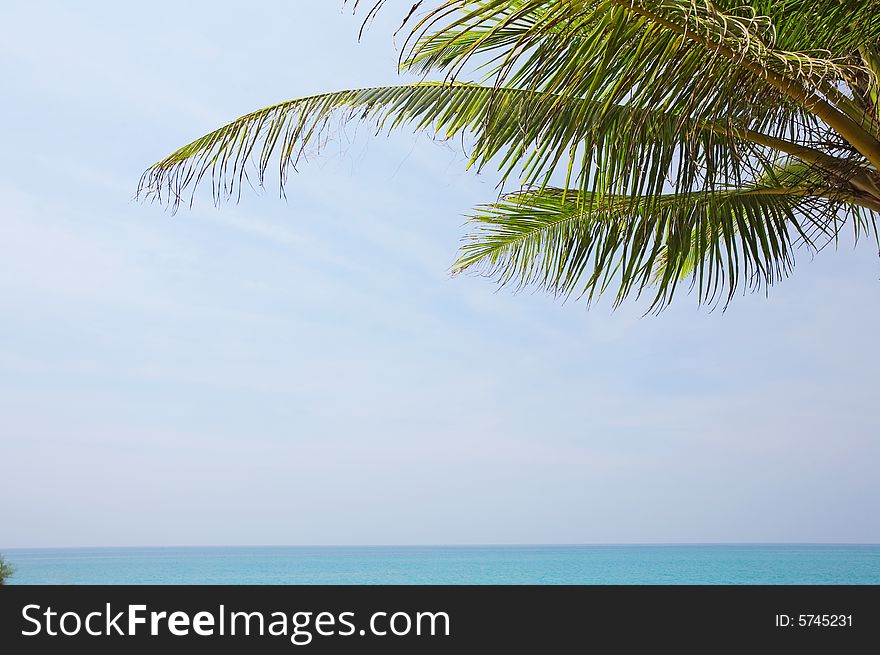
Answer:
[140,1,880,311]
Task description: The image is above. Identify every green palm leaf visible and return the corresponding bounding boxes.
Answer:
[454,182,866,310]
[140,81,858,207]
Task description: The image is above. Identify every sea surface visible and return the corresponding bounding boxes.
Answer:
[4,545,879,585]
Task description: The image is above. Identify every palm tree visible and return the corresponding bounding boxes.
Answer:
[139,1,880,311]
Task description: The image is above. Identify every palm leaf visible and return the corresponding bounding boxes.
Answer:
[139,80,859,210]
[453,182,867,310]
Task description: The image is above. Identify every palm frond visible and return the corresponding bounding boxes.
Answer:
[139,80,863,210]
[140,83,505,209]
[453,182,869,310]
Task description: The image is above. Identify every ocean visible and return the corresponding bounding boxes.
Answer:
[4,545,879,584]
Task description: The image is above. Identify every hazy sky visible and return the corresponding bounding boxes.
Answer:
[1,1,878,547]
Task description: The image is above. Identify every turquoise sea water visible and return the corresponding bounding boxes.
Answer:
[4,545,879,584]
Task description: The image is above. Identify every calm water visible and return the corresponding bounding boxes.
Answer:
[4,545,879,585]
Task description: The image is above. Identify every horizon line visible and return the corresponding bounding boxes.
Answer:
[4,542,879,551]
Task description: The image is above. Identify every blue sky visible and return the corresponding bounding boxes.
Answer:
[1,1,878,547]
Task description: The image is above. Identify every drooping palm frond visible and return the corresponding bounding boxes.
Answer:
[140,81,805,208]
[454,181,868,310]
[141,0,880,310]
[140,80,864,209]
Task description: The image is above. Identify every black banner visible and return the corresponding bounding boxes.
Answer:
[1,585,876,652]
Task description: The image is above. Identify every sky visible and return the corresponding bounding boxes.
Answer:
[1,1,878,548]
